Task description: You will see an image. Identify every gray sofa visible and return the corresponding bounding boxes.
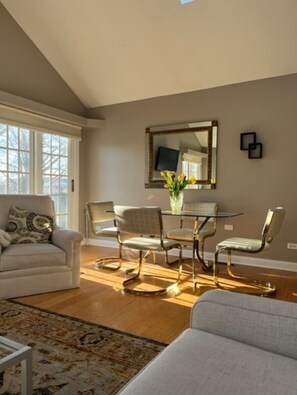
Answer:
[0,194,83,299]
[118,290,297,394]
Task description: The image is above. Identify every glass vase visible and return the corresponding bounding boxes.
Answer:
[169,191,184,214]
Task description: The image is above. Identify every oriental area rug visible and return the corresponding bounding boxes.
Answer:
[0,300,166,394]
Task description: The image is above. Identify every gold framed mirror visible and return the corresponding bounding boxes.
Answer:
[145,120,217,189]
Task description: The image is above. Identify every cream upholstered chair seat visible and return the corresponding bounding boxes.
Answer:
[214,207,285,295]
[166,227,214,242]
[121,236,181,251]
[216,237,269,252]
[114,205,182,295]
[93,226,117,237]
[86,201,120,270]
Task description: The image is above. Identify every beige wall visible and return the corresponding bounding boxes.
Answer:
[0,3,86,116]
[84,74,297,264]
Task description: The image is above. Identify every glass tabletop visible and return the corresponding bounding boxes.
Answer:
[161,210,244,218]
[0,342,15,359]
[0,336,28,360]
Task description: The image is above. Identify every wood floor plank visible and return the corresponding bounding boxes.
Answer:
[15,245,297,344]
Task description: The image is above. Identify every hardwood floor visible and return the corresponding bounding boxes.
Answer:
[15,245,297,344]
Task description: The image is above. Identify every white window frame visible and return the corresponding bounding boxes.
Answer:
[0,121,79,230]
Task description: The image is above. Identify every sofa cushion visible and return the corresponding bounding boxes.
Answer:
[118,328,297,395]
[6,205,54,243]
[0,243,66,271]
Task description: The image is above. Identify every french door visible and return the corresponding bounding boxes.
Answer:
[0,122,78,228]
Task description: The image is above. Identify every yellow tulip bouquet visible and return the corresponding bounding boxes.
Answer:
[160,171,196,198]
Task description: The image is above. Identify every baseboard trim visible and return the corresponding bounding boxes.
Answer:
[85,238,297,273]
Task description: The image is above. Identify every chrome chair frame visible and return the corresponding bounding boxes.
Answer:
[213,207,285,296]
[114,205,182,296]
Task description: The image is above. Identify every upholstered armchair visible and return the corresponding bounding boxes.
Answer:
[0,194,83,299]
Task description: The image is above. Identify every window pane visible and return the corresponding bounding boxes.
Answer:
[51,135,60,154]
[8,150,18,172]
[42,154,51,174]
[59,195,68,214]
[58,215,67,228]
[60,137,68,156]
[0,172,7,193]
[20,129,30,150]
[0,124,7,147]
[42,175,51,194]
[51,155,60,174]
[19,151,30,172]
[19,173,30,193]
[60,157,68,175]
[8,126,18,149]
[0,148,7,171]
[52,176,59,194]
[42,134,51,153]
[40,132,71,228]
[8,173,18,193]
[60,177,68,194]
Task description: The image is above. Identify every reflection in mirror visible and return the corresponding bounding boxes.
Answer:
[145,120,217,189]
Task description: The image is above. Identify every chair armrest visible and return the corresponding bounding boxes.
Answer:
[52,226,83,248]
[51,226,84,267]
[191,290,297,359]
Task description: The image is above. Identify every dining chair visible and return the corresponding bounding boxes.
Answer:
[86,201,122,270]
[114,205,182,296]
[213,206,285,295]
[166,202,218,279]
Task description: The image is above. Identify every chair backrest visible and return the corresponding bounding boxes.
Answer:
[261,207,285,243]
[114,206,163,237]
[86,201,115,237]
[86,201,115,224]
[182,202,218,224]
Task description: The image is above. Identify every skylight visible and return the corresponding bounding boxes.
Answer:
[179,0,194,4]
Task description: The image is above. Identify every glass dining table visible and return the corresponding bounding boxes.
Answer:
[162,210,244,284]
[107,206,243,290]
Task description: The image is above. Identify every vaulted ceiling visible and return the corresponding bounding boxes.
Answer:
[2,0,297,109]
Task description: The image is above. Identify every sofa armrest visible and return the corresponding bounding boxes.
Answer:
[191,290,297,359]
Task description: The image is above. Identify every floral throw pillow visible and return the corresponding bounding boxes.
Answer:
[6,206,54,244]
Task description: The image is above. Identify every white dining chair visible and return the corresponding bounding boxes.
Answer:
[114,205,183,296]
[86,201,122,270]
[213,207,285,295]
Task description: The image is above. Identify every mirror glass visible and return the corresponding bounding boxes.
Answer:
[145,120,217,189]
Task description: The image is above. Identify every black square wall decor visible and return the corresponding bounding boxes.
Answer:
[240,132,256,150]
[248,142,263,159]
